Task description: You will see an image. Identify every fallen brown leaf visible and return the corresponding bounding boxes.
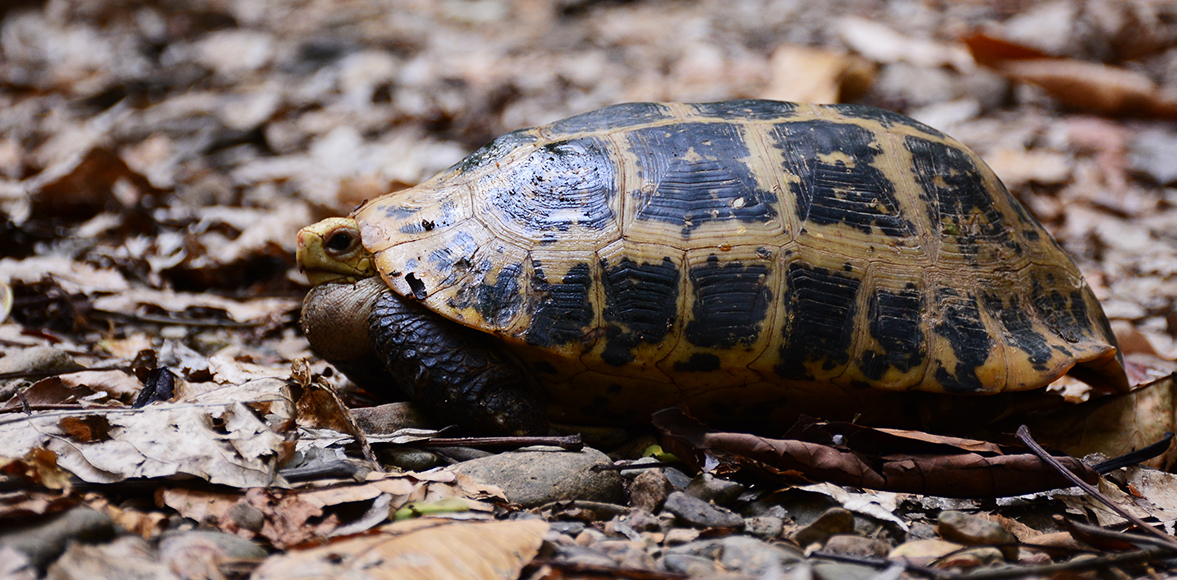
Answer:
[251,518,547,580]
[962,33,1177,118]
[655,410,1096,497]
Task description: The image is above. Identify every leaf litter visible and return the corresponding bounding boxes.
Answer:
[2,0,1177,578]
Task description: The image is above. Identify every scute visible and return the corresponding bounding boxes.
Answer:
[347,99,1128,428]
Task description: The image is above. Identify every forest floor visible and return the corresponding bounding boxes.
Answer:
[3,0,1177,578]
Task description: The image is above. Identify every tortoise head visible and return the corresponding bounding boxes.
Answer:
[297,217,378,286]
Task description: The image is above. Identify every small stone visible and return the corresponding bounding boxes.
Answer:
[0,507,114,571]
[790,507,854,547]
[744,515,784,539]
[381,447,442,471]
[227,502,265,532]
[662,491,744,529]
[574,528,606,546]
[664,536,803,576]
[450,446,622,508]
[937,511,1018,560]
[663,467,692,489]
[629,468,673,513]
[664,528,700,546]
[685,473,746,506]
[623,509,661,532]
[812,561,880,580]
[550,521,586,537]
[157,530,267,561]
[595,539,656,570]
[555,545,615,568]
[661,553,718,576]
[888,539,965,566]
[823,534,891,558]
[715,536,804,575]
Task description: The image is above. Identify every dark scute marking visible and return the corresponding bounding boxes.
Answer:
[628,122,778,234]
[905,135,1011,260]
[606,383,623,394]
[982,293,1052,371]
[601,257,680,366]
[771,120,915,237]
[775,264,861,380]
[932,288,991,393]
[405,272,427,300]
[533,360,558,375]
[486,136,617,232]
[1032,283,1093,343]
[690,99,797,121]
[475,263,524,328]
[448,128,537,176]
[549,102,673,134]
[685,255,771,348]
[673,352,721,372]
[526,263,595,347]
[829,103,946,138]
[859,283,925,381]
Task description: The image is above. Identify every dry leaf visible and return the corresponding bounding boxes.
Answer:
[252,518,547,580]
[0,379,294,487]
[761,44,874,104]
[963,33,1177,118]
[655,409,1096,497]
[837,16,974,71]
[1027,371,1177,470]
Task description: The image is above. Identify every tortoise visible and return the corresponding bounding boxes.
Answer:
[297,99,1129,436]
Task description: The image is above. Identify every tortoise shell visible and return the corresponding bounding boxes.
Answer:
[350,100,1127,426]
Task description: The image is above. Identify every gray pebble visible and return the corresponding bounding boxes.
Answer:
[629,468,673,513]
[685,473,746,506]
[549,521,586,536]
[790,507,854,547]
[0,507,114,571]
[744,515,784,539]
[449,446,622,507]
[822,534,891,558]
[662,491,744,529]
[661,553,719,576]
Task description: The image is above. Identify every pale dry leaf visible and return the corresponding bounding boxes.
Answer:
[837,16,974,71]
[91,288,299,324]
[251,517,548,580]
[797,483,908,532]
[0,382,293,487]
[1124,467,1177,523]
[983,148,1073,187]
[761,44,874,104]
[1028,373,1177,470]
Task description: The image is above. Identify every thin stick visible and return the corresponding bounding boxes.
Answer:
[1016,425,1177,550]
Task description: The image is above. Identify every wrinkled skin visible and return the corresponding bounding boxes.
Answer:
[297,218,548,435]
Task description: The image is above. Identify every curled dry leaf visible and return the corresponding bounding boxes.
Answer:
[962,33,1177,118]
[654,409,1096,497]
[1026,367,1177,470]
[251,518,548,580]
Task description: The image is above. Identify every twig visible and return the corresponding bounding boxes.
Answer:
[422,434,583,451]
[90,309,260,328]
[957,546,1172,579]
[1016,425,1177,550]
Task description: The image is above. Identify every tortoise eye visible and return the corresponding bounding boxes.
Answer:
[325,230,355,252]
